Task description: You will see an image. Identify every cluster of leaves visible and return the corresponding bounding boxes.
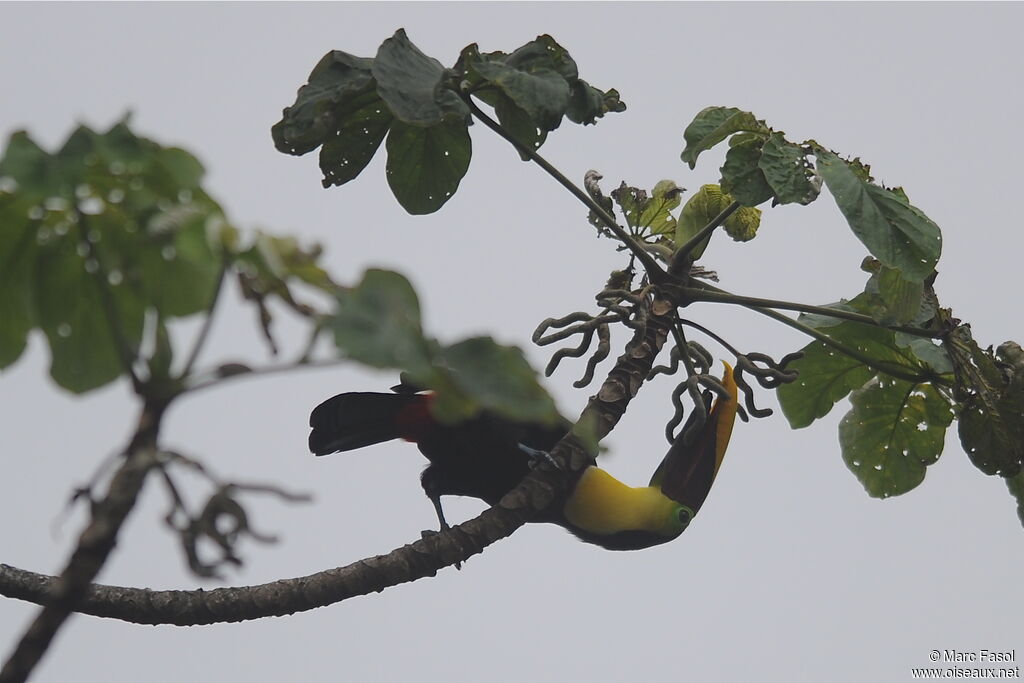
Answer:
[272,29,624,215]
[682,106,941,284]
[0,118,558,433]
[589,179,760,263]
[0,118,340,395]
[0,119,226,392]
[776,285,953,497]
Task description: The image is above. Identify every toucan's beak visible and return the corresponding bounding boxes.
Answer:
[649,362,738,515]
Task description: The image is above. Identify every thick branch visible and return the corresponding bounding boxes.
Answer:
[0,282,684,627]
[0,400,167,683]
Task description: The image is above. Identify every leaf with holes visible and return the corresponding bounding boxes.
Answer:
[953,337,1024,477]
[681,107,769,169]
[777,319,916,429]
[385,119,471,214]
[816,150,942,282]
[720,135,773,207]
[839,379,953,498]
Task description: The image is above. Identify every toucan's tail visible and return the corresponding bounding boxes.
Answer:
[308,392,431,456]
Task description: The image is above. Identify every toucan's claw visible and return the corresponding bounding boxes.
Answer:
[426,495,462,569]
[518,443,562,470]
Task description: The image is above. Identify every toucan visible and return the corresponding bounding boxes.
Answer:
[308,363,738,550]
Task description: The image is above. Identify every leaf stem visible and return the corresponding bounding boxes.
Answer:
[182,358,349,396]
[687,281,943,339]
[733,296,936,385]
[459,92,666,282]
[180,258,228,379]
[77,213,142,392]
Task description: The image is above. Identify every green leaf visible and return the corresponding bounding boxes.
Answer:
[0,204,36,367]
[372,29,470,126]
[433,337,561,426]
[875,265,924,325]
[33,234,145,393]
[720,136,773,207]
[816,151,942,281]
[330,269,433,374]
[895,335,953,376]
[949,334,1024,477]
[777,319,913,428]
[675,184,760,257]
[643,180,684,236]
[681,107,769,169]
[0,132,50,196]
[385,119,471,214]
[272,50,378,156]
[759,133,820,205]
[319,97,393,187]
[566,81,625,125]
[839,379,953,498]
[0,120,230,391]
[1006,471,1024,529]
[493,93,546,160]
[472,52,571,133]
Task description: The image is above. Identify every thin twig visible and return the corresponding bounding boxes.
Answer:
[76,213,142,391]
[180,259,228,379]
[182,358,349,395]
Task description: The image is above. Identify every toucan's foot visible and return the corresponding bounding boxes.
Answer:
[518,443,562,470]
[425,496,462,570]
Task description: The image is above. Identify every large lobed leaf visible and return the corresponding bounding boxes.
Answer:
[816,150,941,282]
[839,379,953,498]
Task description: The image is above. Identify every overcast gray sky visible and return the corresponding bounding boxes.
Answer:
[2,3,1023,682]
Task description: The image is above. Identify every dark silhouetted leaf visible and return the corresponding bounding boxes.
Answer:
[372,29,469,126]
[948,332,1024,477]
[319,98,394,187]
[272,51,378,156]
[385,119,471,214]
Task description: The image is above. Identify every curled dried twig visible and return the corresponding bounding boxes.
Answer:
[156,450,311,579]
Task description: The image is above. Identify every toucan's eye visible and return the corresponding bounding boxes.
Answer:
[677,507,693,527]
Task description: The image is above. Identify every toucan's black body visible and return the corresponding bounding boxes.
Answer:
[309,391,569,516]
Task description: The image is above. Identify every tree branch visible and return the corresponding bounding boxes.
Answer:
[0,399,167,683]
[0,280,685,627]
